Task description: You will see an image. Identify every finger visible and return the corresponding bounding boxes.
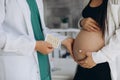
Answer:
[83,24,97,32]
[48,46,53,49]
[87,64,96,69]
[79,63,89,68]
[77,59,85,64]
[92,26,100,31]
[89,26,98,32]
[85,65,92,69]
[89,18,99,26]
[80,63,87,67]
[80,62,92,69]
[92,25,100,31]
[88,19,100,30]
[90,23,100,31]
[45,42,53,48]
[88,23,99,32]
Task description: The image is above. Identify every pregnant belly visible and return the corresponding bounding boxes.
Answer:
[73,30,105,60]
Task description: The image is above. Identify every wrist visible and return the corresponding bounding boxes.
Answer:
[35,41,39,51]
[62,37,71,46]
[61,39,67,46]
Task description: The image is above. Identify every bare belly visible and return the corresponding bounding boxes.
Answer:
[73,29,105,60]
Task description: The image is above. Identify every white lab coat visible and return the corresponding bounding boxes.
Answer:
[0,0,66,80]
[80,0,120,80]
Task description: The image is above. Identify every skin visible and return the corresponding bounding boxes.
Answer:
[35,41,54,54]
[35,38,74,55]
[61,38,74,56]
[74,0,104,69]
[80,17,100,32]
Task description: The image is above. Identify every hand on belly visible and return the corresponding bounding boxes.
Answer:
[73,29,105,61]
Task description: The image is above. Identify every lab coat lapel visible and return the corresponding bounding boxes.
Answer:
[104,0,116,42]
[16,0,34,38]
[16,0,39,65]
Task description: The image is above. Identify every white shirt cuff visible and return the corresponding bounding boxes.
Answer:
[92,51,108,64]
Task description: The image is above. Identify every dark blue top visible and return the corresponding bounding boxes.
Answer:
[82,0,108,30]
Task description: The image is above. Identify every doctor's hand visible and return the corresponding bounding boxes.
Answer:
[80,17,100,32]
[77,51,97,69]
[35,41,54,54]
[62,38,75,58]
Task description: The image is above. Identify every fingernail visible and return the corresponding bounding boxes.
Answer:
[79,50,82,52]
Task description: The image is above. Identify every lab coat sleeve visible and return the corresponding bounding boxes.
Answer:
[92,10,120,64]
[92,29,120,63]
[0,0,36,56]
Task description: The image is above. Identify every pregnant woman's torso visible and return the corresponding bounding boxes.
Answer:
[73,0,108,60]
[73,29,105,60]
[74,30,104,51]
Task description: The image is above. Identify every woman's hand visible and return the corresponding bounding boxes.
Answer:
[77,51,97,68]
[62,38,75,58]
[80,17,100,32]
[35,41,54,54]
